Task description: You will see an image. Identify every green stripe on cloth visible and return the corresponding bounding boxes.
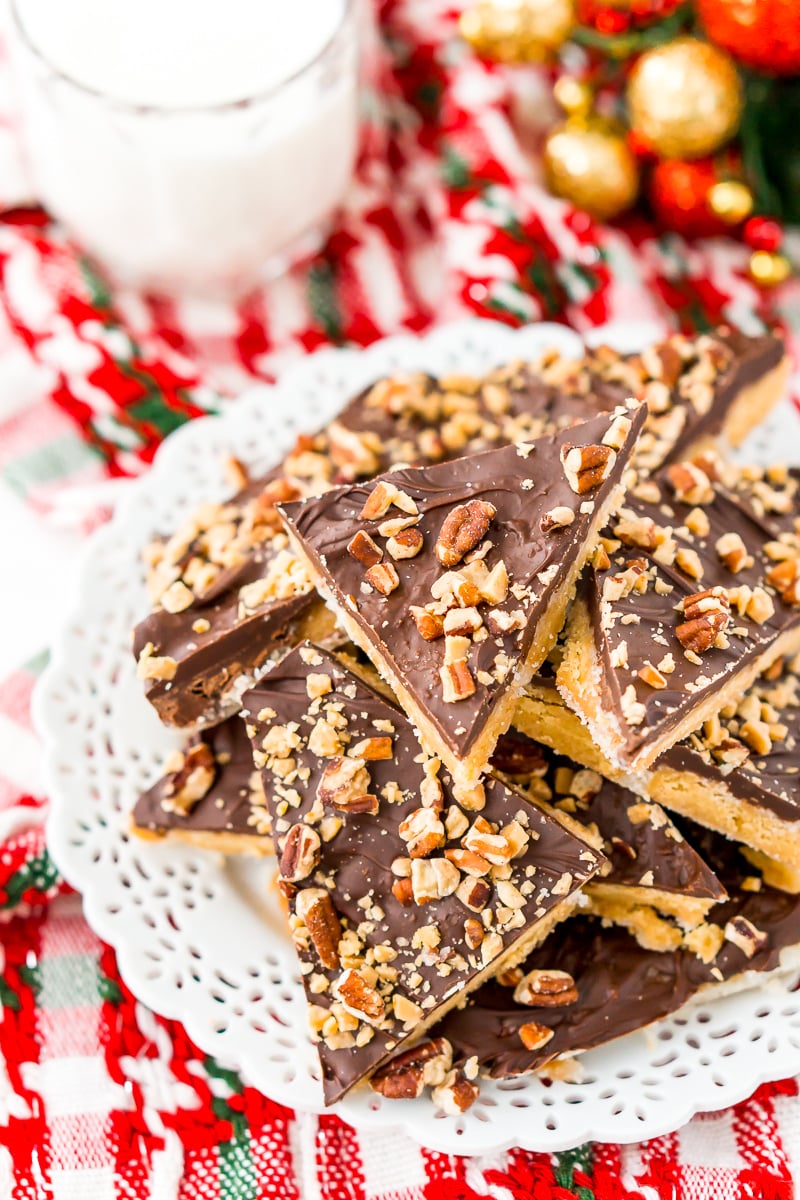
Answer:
[2,433,102,496]
[554,1144,595,1199]
[1,851,60,911]
[23,648,49,676]
[37,950,102,1010]
[219,1129,258,1200]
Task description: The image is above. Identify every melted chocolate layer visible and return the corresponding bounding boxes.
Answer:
[492,729,725,900]
[132,716,268,839]
[441,819,800,1076]
[242,644,604,1104]
[280,408,645,764]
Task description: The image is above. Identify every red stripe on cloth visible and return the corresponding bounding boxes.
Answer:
[732,1082,796,1199]
[317,1115,368,1200]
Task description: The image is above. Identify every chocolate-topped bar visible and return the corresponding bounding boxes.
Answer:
[492,729,725,951]
[651,652,800,874]
[131,716,272,854]
[557,458,800,772]
[303,327,786,484]
[241,643,604,1105]
[279,406,646,794]
[517,655,800,883]
[133,466,338,727]
[373,820,800,1088]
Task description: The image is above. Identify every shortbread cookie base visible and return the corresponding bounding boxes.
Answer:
[647,764,800,872]
[515,689,800,879]
[129,821,274,857]
[588,881,716,928]
[557,596,800,773]
[721,355,791,448]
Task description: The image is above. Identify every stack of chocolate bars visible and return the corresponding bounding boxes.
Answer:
[130,326,800,1112]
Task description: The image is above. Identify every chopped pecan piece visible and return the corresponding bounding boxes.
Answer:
[365,562,400,596]
[432,1070,480,1115]
[440,658,476,703]
[350,736,393,761]
[724,915,768,958]
[540,506,575,534]
[435,500,497,567]
[411,857,460,904]
[295,888,342,970]
[518,1022,555,1052]
[560,443,616,494]
[370,1037,453,1099]
[280,824,321,882]
[410,606,444,640]
[387,528,424,560]
[164,743,216,813]
[513,969,578,1007]
[391,877,413,906]
[676,587,730,653]
[317,757,374,811]
[347,530,383,568]
[334,968,385,1023]
[665,462,713,505]
[464,918,484,949]
[716,532,752,574]
[398,807,446,858]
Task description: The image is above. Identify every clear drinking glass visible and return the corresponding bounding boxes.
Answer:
[9,0,360,296]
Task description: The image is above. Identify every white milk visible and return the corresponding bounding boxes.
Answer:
[10,0,359,294]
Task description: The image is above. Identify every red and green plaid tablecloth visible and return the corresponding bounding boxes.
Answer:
[1,3,800,1196]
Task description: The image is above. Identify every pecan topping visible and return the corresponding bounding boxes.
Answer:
[716,531,752,574]
[455,876,491,912]
[560,443,616,494]
[317,757,375,812]
[676,587,730,653]
[435,500,497,567]
[295,887,342,970]
[518,1022,555,1052]
[387,528,424,560]
[410,857,460,904]
[665,461,713,505]
[350,736,393,761]
[391,877,413,906]
[370,1037,453,1099]
[163,743,216,813]
[440,658,476,703]
[365,561,400,596]
[540,505,575,534]
[724,915,768,958]
[334,968,385,1023]
[432,1071,480,1115]
[464,918,484,950]
[279,824,321,882]
[360,480,418,520]
[513,969,578,1007]
[398,807,446,858]
[347,530,382,568]
[410,606,444,640]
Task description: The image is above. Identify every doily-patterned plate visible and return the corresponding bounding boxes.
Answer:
[37,318,800,1154]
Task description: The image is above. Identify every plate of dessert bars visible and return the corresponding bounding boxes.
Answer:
[37,316,800,1154]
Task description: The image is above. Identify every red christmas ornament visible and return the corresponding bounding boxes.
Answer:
[577,0,680,32]
[744,216,783,252]
[649,158,732,237]
[698,0,800,76]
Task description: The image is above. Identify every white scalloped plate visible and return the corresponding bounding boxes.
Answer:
[36,318,800,1155]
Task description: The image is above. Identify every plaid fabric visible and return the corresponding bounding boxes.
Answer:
[1,1,800,1195]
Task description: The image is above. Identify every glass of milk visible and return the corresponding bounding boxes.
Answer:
[9,0,360,296]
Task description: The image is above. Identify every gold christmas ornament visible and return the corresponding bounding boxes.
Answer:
[708,180,753,225]
[552,76,592,119]
[460,0,575,64]
[544,121,639,220]
[626,38,743,160]
[749,250,792,287]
